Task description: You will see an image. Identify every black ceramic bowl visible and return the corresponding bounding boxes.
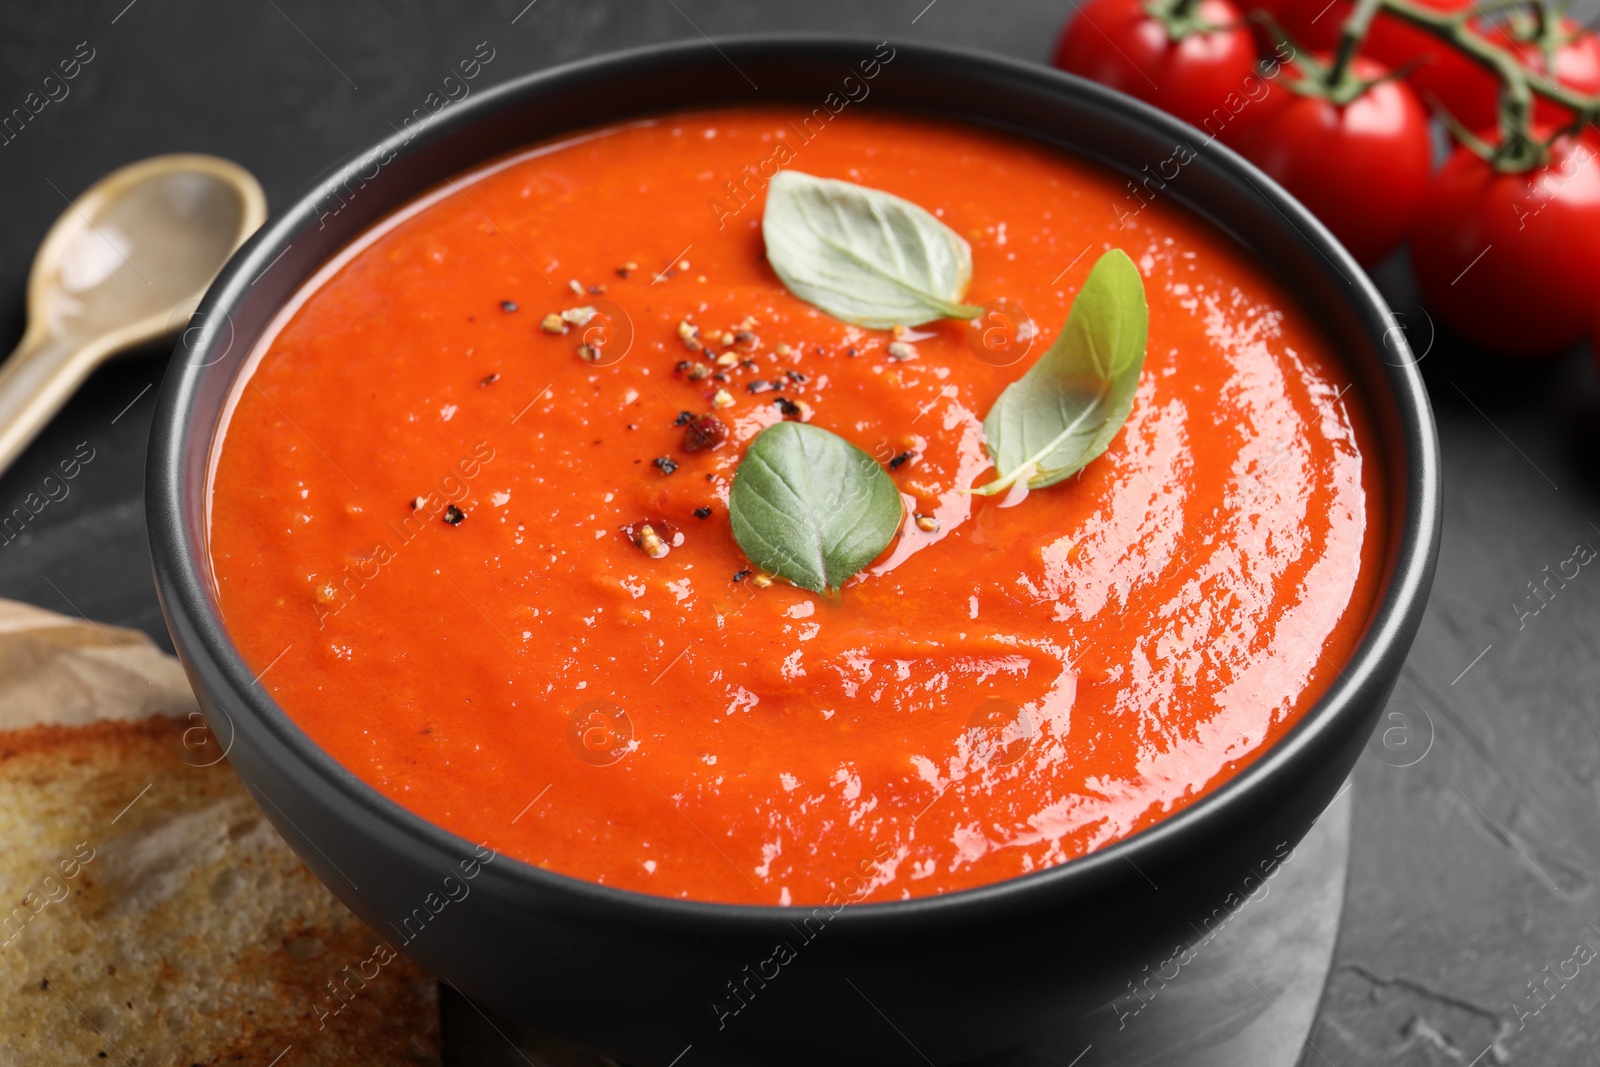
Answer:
[147,37,1440,1067]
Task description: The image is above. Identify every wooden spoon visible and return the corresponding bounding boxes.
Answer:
[0,154,265,475]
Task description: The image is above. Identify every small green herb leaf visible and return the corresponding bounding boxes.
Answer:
[762,170,982,328]
[729,421,903,593]
[972,248,1148,496]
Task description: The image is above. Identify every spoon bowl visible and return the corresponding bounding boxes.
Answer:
[0,154,264,475]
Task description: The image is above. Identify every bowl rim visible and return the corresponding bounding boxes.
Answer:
[147,33,1441,928]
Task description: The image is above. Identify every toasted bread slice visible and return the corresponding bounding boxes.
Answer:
[0,601,439,1066]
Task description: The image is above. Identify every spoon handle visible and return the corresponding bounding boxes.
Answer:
[0,333,97,479]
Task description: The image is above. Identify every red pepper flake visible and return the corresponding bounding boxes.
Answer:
[785,369,808,384]
[683,413,727,452]
[443,505,466,525]
[673,410,694,426]
[500,300,518,312]
[889,451,916,470]
[693,505,713,519]
[653,455,679,475]
[746,380,775,394]
[480,373,500,386]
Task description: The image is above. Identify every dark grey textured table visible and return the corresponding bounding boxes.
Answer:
[5,2,1600,1064]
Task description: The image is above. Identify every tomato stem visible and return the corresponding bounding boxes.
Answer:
[1143,0,1209,42]
[1367,0,1592,170]
[1327,0,1385,96]
[1529,2,1548,45]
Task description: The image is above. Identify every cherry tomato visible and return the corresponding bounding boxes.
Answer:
[1278,5,1600,131]
[1426,17,1600,131]
[1254,0,1485,118]
[1412,130,1600,356]
[1254,0,1468,54]
[1252,0,1346,51]
[1052,0,1275,142]
[1233,56,1433,265]
[1363,0,1481,115]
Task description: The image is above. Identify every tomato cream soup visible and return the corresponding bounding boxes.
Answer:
[209,107,1382,905]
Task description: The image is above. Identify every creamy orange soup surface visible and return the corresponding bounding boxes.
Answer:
[209,106,1383,905]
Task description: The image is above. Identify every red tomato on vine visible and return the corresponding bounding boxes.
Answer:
[1411,129,1600,356]
[1256,2,1600,132]
[1425,16,1600,131]
[1250,0,1346,50]
[1251,0,1469,53]
[1052,0,1280,143]
[1233,55,1433,264]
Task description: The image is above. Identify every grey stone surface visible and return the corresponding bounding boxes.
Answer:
[975,787,1352,1067]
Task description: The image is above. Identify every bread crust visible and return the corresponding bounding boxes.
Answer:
[0,605,440,1066]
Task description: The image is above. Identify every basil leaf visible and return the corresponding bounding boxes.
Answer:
[973,249,1148,496]
[729,422,903,593]
[762,170,982,328]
